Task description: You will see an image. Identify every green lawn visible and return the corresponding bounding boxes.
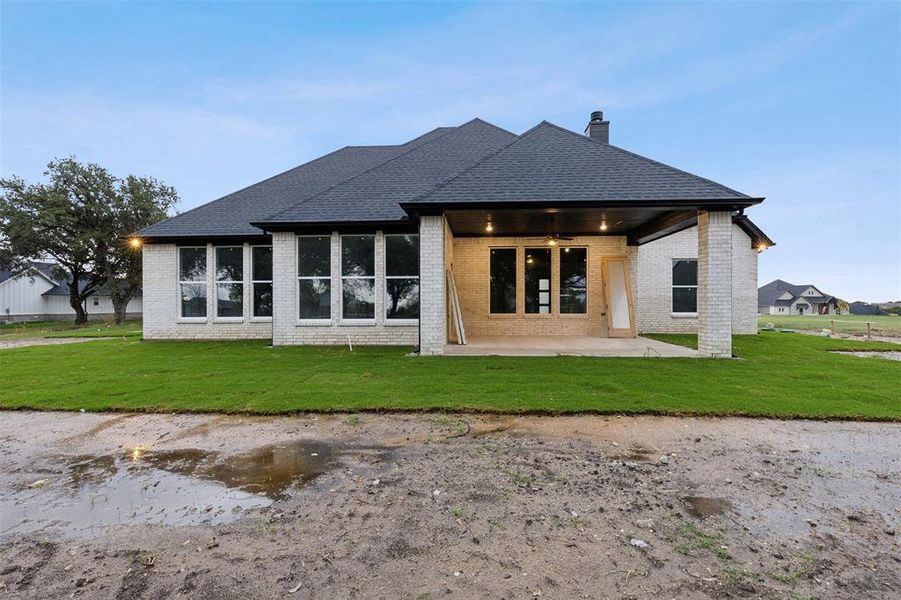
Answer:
[0,319,142,340]
[1,332,899,420]
[758,314,901,336]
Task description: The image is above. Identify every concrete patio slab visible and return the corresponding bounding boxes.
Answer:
[442,335,700,357]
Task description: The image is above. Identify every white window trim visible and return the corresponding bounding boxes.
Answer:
[177,246,208,322]
[250,245,273,321]
[384,233,420,321]
[672,258,698,315]
[214,246,245,321]
[297,235,333,324]
[340,234,376,322]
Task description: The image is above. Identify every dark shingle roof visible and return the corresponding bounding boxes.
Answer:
[259,119,518,225]
[142,116,762,238]
[139,126,456,238]
[0,261,60,286]
[758,279,834,307]
[409,121,749,206]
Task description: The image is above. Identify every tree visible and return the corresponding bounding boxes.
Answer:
[0,158,117,324]
[105,176,178,323]
[0,158,178,325]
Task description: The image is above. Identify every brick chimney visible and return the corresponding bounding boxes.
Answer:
[584,110,609,143]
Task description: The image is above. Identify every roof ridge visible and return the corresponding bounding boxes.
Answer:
[406,121,558,204]
[540,120,750,199]
[260,120,486,223]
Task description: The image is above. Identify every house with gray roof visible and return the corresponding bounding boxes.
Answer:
[138,110,773,357]
[758,280,841,316]
[0,261,142,323]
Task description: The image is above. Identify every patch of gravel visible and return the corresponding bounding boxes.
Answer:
[0,337,102,350]
[832,350,901,361]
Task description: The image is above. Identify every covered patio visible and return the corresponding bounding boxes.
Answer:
[442,335,699,357]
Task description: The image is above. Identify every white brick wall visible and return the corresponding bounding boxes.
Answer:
[697,211,733,357]
[634,223,757,337]
[143,218,757,351]
[271,231,418,347]
[142,243,272,340]
[419,215,447,354]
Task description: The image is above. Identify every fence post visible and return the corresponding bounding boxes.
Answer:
[831,320,835,337]
[867,322,871,340]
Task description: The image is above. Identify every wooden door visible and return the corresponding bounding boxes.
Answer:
[602,256,635,338]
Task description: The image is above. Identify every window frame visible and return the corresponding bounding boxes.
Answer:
[339,234,376,322]
[384,233,420,322]
[524,247,552,316]
[488,247,518,316]
[177,245,208,322]
[213,245,245,320]
[297,235,333,323]
[671,258,698,316]
[250,245,273,320]
[559,246,588,316]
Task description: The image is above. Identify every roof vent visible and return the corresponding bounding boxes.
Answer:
[584,110,609,144]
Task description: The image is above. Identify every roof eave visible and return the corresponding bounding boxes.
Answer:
[250,218,417,234]
[400,197,764,215]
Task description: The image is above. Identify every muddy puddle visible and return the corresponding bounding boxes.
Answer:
[0,439,390,539]
[682,496,733,518]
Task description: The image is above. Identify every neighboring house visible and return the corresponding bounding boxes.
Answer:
[139,111,773,358]
[0,262,143,323]
[757,279,841,315]
[849,301,888,316]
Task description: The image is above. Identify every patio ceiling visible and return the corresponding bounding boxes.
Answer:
[444,207,699,245]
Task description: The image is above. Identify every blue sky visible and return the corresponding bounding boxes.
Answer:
[2,1,899,302]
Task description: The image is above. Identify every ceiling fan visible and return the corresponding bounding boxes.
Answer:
[527,215,573,246]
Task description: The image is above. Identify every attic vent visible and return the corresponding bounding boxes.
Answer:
[584,110,609,144]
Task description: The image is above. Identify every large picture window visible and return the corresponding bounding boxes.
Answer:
[560,247,587,314]
[215,246,244,318]
[298,236,331,319]
[252,246,272,318]
[341,235,375,319]
[385,234,419,319]
[524,248,551,314]
[672,259,698,313]
[489,248,517,314]
[179,247,207,318]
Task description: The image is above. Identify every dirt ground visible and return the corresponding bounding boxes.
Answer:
[0,411,898,599]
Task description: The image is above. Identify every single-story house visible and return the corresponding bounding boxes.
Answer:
[757,280,841,315]
[0,261,143,323]
[138,111,773,358]
[848,301,888,316]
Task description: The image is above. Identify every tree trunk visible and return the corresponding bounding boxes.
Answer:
[112,293,131,324]
[70,295,88,325]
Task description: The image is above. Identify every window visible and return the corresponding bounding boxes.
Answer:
[92,297,99,306]
[298,236,331,319]
[179,247,207,318]
[341,235,375,319]
[525,248,551,314]
[385,234,419,319]
[215,246,244,318]
[252,246,272,318]
[560,247,587,314]
[489,248,517,314]
[672,259,697,313]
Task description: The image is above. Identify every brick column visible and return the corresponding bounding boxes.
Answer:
[697,210,732,357]
[419,214,447,355]
[271,231,295,346]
